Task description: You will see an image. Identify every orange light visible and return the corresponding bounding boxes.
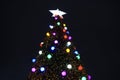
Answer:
[63,29,66,32]
[64,35,68,39]
[78,65,83,71]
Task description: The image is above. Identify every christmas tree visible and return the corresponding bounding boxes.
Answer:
[27,9,91,80]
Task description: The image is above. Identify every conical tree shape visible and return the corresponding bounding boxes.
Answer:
[28,9,91,80]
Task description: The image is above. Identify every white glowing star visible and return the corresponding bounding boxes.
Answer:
[49,9,67,19]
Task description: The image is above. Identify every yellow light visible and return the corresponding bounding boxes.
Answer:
[46,32,50,37]
[66,48,70,53]
[63,24,66,27]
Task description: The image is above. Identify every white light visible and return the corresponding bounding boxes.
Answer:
[54,40,58,44]
[40,67,45,72]
[67,64,72,69]
[39,50,43,55]
[49,9,67,19]
[66,41,71,47]
[49,25,54,29]
[64,27,67,30]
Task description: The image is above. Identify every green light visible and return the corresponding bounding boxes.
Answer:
[81,76,87,80]
[57,22,60,26]
[76,55,80,60]
[47,54,52,59]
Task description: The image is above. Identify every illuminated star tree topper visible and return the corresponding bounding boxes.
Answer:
[49,9,67,19]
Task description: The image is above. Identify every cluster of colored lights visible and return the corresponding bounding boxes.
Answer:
[31,19,91,79]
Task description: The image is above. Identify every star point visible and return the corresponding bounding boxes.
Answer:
[49,9,67,19]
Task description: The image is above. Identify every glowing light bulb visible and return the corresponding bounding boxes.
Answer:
[47,54,52,59]
[66,31,70,34]
[63,24,66,27]
[52,32,56,36]
[46,32,50,37]
[40,67,45,72]
[88,75,91,80]
[74,51,79,54]
[49,25,54,29]
[31,67,36,72]
[64,35,68,39]
[67,64,72,69]
[40,42,44,47]
[61,71,67,76]
[63,29,66,32]
[57,22,60,26]
[39,50,43,55]
[51,46,55,51]
[55,17,58,20]
[66,41,71,47]
[64,27,67,30]
[66,48,70,53]
[78,65,83,71]
[54,40,58,44]
[32,58,36,63]
[68,36,72,40]
[76,55,80,60]
[81,76,87,80]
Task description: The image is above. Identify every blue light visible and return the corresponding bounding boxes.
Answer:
[74,51,79,54]
[51,46,55,51]
[32,58,36,63]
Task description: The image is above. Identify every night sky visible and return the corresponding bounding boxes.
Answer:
[2,0,119,80]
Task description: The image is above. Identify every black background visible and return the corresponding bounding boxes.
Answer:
[2,0,119,80]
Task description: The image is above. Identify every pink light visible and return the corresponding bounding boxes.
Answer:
[52,32,56,36]
[54,40,58,44]
[61,71,67,76]
[31,67,36,72]
[68,36,72,40]
[55,17,58,20]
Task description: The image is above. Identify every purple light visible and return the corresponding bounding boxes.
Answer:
[61,71,67,76]
[31,67,36,72]
[88,75,91,80]
[68,36,72,40]
[55,17,58,20]
[52,32,56,36]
